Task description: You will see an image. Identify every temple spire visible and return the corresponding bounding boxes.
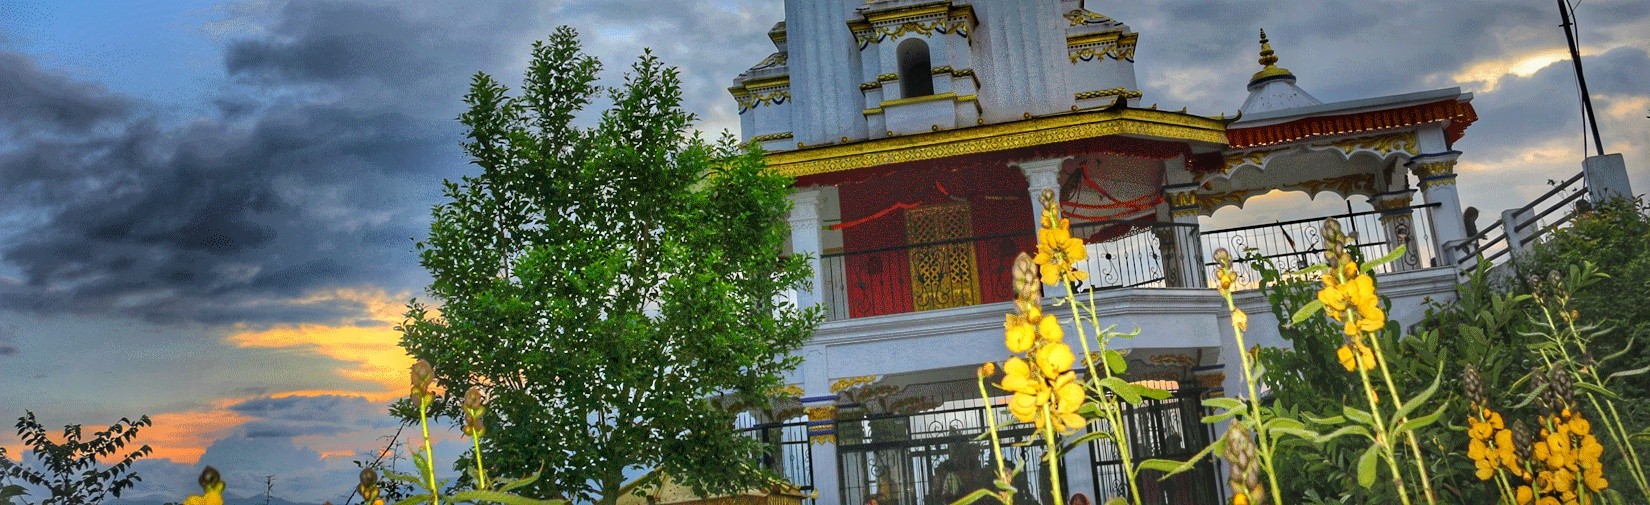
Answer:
[1250,29,1295,85]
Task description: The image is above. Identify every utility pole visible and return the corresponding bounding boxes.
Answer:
[264,475,275,505]
[1556,0,1605,155]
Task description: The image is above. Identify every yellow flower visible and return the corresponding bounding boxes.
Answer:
[1037,313,1064,343]
[1335,343,1375,372]
[184,467,225,505]
[1231,309,1248,332]
[1036,342,1075,379]
[1034,219,1087,285]
[1318,285,1349,314]
[1515,485,1533,505]
[1004,313,1037,353]
[1000,357,1041,395]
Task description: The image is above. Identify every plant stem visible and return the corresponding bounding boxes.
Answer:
[1041,404,1065,505]
[1363,331,1438,504]
[470,435,490,491]
[977,374,1009,482]
[1067,288,1143,505]
[1352,341,1413,505]
[419,398,440,505]
[1556,310,1650,497]
[1220,291,1285,504]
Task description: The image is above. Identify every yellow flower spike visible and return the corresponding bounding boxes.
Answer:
[1231,309,1248,332]
[184,466,225,505]
[1000,357,1040,394]
[1336,345,1357,372]
[1037,314,1063,343]
[1004,314,1037,353]
[1317,286,1349,313]
[1008,391,1040,423]
[1035,342,1075,379]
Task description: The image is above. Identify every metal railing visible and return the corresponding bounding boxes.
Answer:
[1088,388,1222,505]
[819,220,1195,321]
[738,418,815,501]
[1454,171,1588,274]
[1198,203,1442,291]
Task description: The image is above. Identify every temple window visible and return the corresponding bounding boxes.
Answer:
[897,38,933,98]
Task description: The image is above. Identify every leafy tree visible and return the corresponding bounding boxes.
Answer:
[395,26,819,504]
[0,412,152,505]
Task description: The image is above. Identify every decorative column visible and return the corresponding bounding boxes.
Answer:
[796,348,838,505]
[1017,157,1071,296]
[788,187,827,312]
[1407,151,1467,265]
[1371,190,1420,271]
[1163,183,1207,288]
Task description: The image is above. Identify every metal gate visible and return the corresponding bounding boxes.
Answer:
[1088,388,1222,505]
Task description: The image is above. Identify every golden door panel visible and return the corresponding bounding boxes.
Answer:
[904,202,981,311]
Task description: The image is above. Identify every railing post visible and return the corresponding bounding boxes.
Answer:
[797,350,839,505]
[1407,151,1467,265]
[1501,207,1536,260]
[1583,153,1633,203]
[789,188,827,313]
[1163,184,1207,288]
[1372,190,1420,271]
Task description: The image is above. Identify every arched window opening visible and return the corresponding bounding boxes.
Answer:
[897,38,934,99]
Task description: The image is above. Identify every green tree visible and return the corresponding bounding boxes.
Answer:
[0,412,152,505]
[396,26,819,504]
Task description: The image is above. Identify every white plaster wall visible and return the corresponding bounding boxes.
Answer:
[972,0,1072,122]
[885,98,957,135]
[785,0,866,146]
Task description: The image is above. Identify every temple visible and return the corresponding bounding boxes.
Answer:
[728,2,1479,504]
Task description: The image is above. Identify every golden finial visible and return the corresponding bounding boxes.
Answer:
[1250,28,1293,84]
[1257,29,1278,68]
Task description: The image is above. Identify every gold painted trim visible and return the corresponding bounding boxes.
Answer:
[740,75,790,91]
[750,131,794,143]
[930,65,953,75]
[863,3,950,23]
[1075,88,1143,101]
[956,94,977,102]
[766,108,1228,177]
[880,91,957,108]
[862,107,883,116]
[859,81,881,91]
[877,73,899,82]
[1067,31,1134,48]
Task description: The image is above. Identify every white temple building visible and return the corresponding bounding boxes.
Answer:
[726,2,1489,504]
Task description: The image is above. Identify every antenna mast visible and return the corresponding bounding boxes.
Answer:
[1556,0,1606,155]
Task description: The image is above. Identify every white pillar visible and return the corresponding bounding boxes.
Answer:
[789,188,827,311]
[1584,153,1633,203]
[1016,157,1070,297]
[796,347,839,505]
[1162,184,1207,288]
[1016,157,1069,230]
[1501,207,1537,260]
[1407,151,1467,265]
[1371,190,1420,271]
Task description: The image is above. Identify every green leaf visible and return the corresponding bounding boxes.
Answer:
[1342,406,1375,426]
[1303,414,1347,426]
[1137,458,1195,474]
[1290,264,1330,277]
[1356,445,1380,489]
[1098,377,1143,404]
[1103,350,1127,374]
[449,490,569,505]
[1137,385,1173,400]
[1291,299,1326,325]
[496,470,543,493]
[392,494,435,505]
[1605,362,1650,384]
[1136,434,1224,481]
[1060,430,1116,455]
[1313,425,1372,444]
[1202,398,1246,411]
[1395,403,1449,434]
[1575,381,1622,400]
[1201,409,1242,424]
[382,469,428,487]
[1361,245,1407,272]
[1390,365,1443,427]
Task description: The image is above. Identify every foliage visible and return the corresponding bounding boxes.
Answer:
[1517,197,1650,409]
[396,26,819,504]
[0,412,152,505]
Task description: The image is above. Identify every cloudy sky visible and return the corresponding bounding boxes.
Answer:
[0,0,1645,503]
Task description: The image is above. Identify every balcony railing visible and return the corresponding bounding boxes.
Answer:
[1198,203,1441,291]
[820,220,1194,321]
[738,418,815,501]
[816,204,1445,321]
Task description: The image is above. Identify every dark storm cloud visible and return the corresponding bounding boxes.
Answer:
[0,0,554,324]
[1463,46,1650,161]
[0,51,131,134]
[228,394,397,439]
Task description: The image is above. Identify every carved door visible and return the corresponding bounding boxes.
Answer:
[904,202,980,311]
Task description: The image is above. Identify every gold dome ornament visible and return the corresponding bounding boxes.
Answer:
[1249,29,1296,85]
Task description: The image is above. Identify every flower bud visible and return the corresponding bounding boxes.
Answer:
[198,466,221,490]
[977,362,996,378]
[411,359,435,402]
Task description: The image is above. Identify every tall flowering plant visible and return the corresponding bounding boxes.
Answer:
[964,189,1170,505]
